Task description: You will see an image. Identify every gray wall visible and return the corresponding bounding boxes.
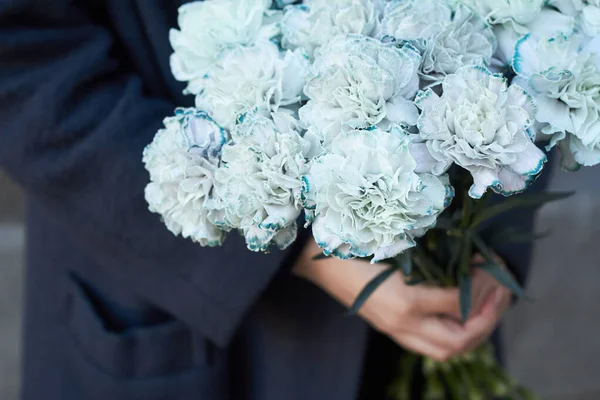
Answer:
[0,171,24,399]
[0,159,599,399]
[504,161,600,399]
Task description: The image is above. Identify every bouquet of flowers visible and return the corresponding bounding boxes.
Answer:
[143,0,600,398]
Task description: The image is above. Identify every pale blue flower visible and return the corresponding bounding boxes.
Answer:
[281,0,379,58]
[513,33,600,170]
[299,34,422,147]
[143,108,227,246]
[303,125,454,262]
[459,0,545,33]
[415,65,546,198]
[380,0,496,80]
[169,0,281,95]
[208,110,314,252]
[458,0,576,65]
[549,0,600,37]
[195,40,309,130]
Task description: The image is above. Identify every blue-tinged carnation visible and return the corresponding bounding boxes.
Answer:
[513,33,600,170]
[380,0,496,80]
[299,34,422,147]
[415,65,547,198]
[281,0,380,58]
[195,40,309,130]
[143,108,227,246]
[169,0,281,95]
[207,110,315,252]
[303,125,453,262]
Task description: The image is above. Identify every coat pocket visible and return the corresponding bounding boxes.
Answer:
[63,274,229,400]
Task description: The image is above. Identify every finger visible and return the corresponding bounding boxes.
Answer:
[421,288,506,356]
[391,332,455,362]
[416,316,470,354]
[470,268,501,316]
[411,286,461,318]
[471,253,510,315]
[461,288,506,351]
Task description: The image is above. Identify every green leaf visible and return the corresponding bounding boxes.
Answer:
[414,246,445,282]
[470,191,574,229]
[404,277,425,286]
[447,238,462,276]
[432,216,457,230]
[348,267,397,315]
[487,228,551,247]
[398,250,413,276]
[478,263,528,299]
[471,234,528,299]
[470,233,497,265]
[459,274,472,322]
[312,252,330,261]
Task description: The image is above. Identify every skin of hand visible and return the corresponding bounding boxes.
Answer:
[293,238,513,362]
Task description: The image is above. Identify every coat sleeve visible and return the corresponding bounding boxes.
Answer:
[0,0,302,347]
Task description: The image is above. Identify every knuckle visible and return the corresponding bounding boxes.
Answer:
[452,338,469,354]
[435,351,453,363]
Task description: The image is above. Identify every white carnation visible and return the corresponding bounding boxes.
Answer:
[281,0,379,58]
[299,34,421,147]
[143,108,227,246]
[380,0,496,80]
[303,125,454,262]
[513,34,600,169]
[549,0,600,37]
[195,40,309,130]
[415,65,547,198]
[208,110,313,252]
[581,1,600,36]
[169,0,280,94]
[459,0,544,32]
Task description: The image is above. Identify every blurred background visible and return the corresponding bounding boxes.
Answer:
[0,158,599,399]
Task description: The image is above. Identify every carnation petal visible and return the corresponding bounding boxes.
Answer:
[495,168,534,196]
[571,135,600,166]
[409,142,440,174]
[371,236,416,264]
[272,222,299,250]
[244,226,278,252]
[513,34,539,77]
[386,97,419,126]
[536,96,574,133]
[312,215,346,256]
[469,168,501,199]
[510,139,547,176]
[526,9,575,38]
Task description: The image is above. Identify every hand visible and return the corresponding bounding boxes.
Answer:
[293,239,512,361]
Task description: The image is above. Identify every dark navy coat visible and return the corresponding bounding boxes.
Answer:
[0,1,539,399]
